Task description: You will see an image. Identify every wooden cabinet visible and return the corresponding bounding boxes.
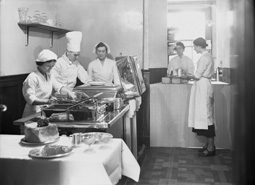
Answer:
[0,74,28,134]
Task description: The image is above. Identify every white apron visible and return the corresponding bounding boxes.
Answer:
[188,77,215,129]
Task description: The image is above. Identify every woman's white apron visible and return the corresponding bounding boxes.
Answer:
[188,77,215,129]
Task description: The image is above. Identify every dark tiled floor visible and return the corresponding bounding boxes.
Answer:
[119,147,233,185]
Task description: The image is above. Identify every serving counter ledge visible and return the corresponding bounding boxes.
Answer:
[14,104,130,130]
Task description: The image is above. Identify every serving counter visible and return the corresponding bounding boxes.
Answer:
[14,97,142,158]
[0,134,140,185]
[14,104,130,130]
[150,82,234,149]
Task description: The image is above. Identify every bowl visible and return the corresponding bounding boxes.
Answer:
[98,133,113,143]
[82,133,96,146]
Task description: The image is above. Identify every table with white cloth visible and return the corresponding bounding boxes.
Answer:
[150,82,234,149]
[0,134,140,185]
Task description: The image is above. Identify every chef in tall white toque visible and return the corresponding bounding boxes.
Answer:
[87,42,121,86]
[51,31,91,90]
[22,49,76,117]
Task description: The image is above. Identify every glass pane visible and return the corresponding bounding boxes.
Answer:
[167,11,206,40]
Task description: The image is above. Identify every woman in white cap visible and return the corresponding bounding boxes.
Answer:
[183,37,216,157]
[22,49,76,117]
[51,31,91,90]
[87,42,121,86]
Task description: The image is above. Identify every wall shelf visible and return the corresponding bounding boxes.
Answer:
[18,22,72,48]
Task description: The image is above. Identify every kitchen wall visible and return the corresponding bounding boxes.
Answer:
[0,0,59,76]
[56,0,143,69]
[0,0,168,75]
[145,0,168,69]
[216,0,233,68]
[0,0,234,74]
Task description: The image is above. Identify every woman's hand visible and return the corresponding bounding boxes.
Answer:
[181,75,191,80]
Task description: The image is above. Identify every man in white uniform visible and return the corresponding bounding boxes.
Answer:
[87,42,121,86]
[51,31,91,90]
[167,42,194,76]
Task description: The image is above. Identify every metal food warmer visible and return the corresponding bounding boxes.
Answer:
[42,97,107,123]
[74,85,126,99]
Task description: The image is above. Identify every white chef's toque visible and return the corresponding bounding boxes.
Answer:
[66,31,82,52]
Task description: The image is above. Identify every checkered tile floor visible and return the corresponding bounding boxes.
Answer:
[119,147,233,185]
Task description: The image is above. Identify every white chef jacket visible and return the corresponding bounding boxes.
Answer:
[87,58,121,86]
[188,51,215,130]
[167,55,194,75]
[22,69,63,117]
[51,54,91,89]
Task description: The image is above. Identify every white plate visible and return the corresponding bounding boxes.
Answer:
[29,145,73,159]
[89,81,105,86]
[20,137,60,145]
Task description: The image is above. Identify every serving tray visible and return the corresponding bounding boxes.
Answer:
[20,137,59,146]
[29,145,73,159]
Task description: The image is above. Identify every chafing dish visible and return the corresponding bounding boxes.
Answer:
[42,94,106,122]
[74,85,125,100]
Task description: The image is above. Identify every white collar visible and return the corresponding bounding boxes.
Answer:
[97,57,108,63]
[63,53,74,65]
[202,50,208,56]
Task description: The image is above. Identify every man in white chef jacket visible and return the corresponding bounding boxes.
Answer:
[51,31,91,90]
[87,42,121,86]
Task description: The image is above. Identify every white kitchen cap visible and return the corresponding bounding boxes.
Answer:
[36,49,57,62]
[93,42,111,54]
[66,31,82,52]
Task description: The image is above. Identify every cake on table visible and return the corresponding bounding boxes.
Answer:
[24,117,59,143]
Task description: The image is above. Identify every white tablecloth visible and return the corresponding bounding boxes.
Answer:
[0,135,140,185]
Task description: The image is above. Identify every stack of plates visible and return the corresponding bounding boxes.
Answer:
[89,81,105,86]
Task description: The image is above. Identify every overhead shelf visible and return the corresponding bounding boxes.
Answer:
[18,22,72,47]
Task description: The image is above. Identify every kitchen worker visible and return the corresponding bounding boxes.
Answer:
[167,42,194,76]
[22,49,76,117]
[87,42,121,86]
[183,37,216,157]
[51,31,91,90]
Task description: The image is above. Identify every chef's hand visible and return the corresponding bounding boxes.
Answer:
[67,91,76,99]
[47,96,57,104]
